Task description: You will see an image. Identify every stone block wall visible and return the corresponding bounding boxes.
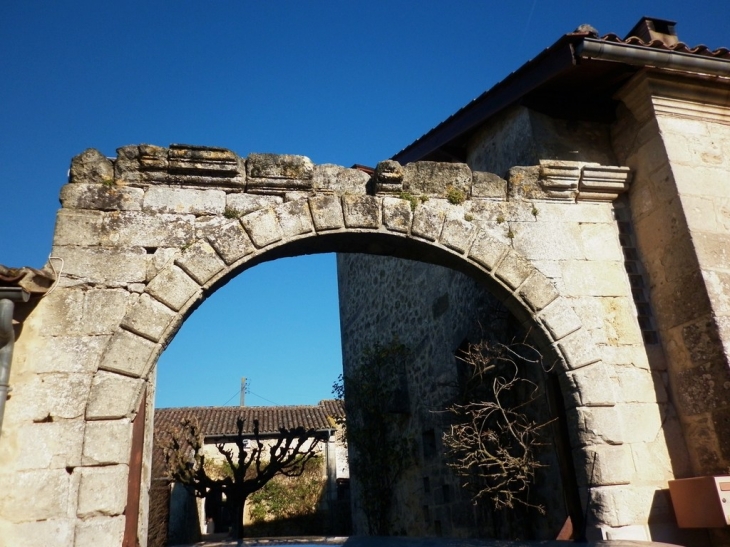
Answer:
[0,142,684,545]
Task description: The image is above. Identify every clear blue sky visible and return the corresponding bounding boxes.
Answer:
[1,2,727,408]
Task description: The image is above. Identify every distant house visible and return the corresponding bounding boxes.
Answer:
[149,400,347,545]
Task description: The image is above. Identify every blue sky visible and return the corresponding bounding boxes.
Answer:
[1,2,727,408]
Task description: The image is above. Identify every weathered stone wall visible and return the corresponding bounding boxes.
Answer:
[338,254,567,538]
[613,71,730,545]
[0,142,676,545]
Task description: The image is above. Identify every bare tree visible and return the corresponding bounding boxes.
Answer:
[158,417,324,543]
[443,337,553,514]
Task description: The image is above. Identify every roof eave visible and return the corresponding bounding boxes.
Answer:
[392,35,582,164]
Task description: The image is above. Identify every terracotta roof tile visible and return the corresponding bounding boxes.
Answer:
[154,399,344,438]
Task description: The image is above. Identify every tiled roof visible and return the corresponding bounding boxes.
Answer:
[599,33,730,58]
[154,399,344,438]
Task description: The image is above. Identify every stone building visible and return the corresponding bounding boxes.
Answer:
[338,15,730,544]
[0,15,728,547]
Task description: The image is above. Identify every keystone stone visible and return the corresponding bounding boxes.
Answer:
[175,240,226,285]
[309,194,345,231]
[69,148,114,184]
[382,196,412,233]
[86,371,145,420]
[60,183,143,211]
[241,207,284,248]
[76,465,129,517]
[275,200,315,238]
[343,195,381,229]
[143,187,226,215]
[146,264,201,311]
[98,329,157,377]
[206,219,255,264]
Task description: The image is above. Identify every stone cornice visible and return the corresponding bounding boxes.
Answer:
[616,70,730,126]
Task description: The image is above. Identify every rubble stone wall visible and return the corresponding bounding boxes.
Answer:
[0,143,673,545]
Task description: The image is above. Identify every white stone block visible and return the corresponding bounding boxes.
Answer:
[74,515,126,547]
[76,465,129,517]
[82,419,133,465]
[241,207,284,247]
[146,264,200,311]
[98,329,157,378]
[0,518,75,547]
[226,193,283,216]
[14,420,85,470]
[275,200,315,238]
[52,246,147,285]
[121,293,178,342]
[0,470,70,521]
[86,371,145,420]
[143,187,226,215]
[175,240,226,285]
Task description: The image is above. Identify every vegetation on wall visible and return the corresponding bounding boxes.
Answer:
[333,339,416,535]
[443,336,553,515]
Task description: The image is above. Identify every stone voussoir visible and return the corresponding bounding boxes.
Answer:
[98,329,157,378]
[440,217,478,254]
[275,199,315,238]
[342,195,382,229]
[146,264,201,311]
[309,194,345,231]
[205,219,256,264]
[493,249,534,290]
[518,270,559,311]
[382,196,413,234]
[240,207,284,248]
[538,296,583,341]
[468,231,510,271]
[86,371,145,420]
[411,201,447,241]
[120,293,178,342]
[175,240,226,285]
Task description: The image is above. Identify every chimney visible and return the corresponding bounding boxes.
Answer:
[625,17,679,46]
[240,377,246,407]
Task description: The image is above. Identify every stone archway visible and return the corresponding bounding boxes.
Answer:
[1,145,669,546]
